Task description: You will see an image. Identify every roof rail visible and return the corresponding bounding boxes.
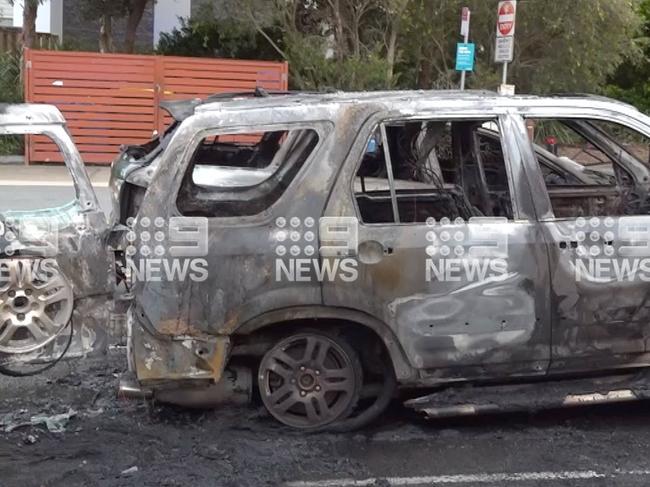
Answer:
[549,92,639,110]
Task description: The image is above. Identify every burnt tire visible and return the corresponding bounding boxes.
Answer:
[258,331,363,430]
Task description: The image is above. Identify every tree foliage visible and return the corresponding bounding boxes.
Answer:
[156,0,643,100]
[605,0,650,113]
[395,0,641,93]
[156,4,283,60]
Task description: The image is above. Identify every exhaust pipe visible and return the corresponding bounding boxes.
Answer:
[118,373,153,400]
[153,366,252,408]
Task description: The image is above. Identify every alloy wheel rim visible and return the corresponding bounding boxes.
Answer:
[259,334,357,429]
[0,259,73,354]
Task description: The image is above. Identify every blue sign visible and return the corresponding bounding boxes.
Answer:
[455,42,475,71]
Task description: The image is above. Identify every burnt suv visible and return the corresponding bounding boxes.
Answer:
[3,91,650,430]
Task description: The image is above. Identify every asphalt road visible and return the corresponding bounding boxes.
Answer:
[2,351,650,487]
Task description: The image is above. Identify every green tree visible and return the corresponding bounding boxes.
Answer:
[605,0,650,112]
[395,0,641,93]
[154,0,643,97]
[156,4,283,60]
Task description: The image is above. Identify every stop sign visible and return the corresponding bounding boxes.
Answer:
[497,1,516,37]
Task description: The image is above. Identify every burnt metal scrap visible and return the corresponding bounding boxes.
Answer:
[3,92,650,429]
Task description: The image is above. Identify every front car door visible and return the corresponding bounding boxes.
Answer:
[513,102,650,372]
[0,104,112,370]
[322,104,551,383]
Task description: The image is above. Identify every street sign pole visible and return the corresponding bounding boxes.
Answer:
[460,8,470,90]
[495,0,517,95]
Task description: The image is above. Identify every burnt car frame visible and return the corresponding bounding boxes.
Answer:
[0,105,113,370]
[3,91,650,430]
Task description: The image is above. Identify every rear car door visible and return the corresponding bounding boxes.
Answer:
[0,105,112,370]
[124,112,335,382]
[515,107,650,372]
[322,110,552,381]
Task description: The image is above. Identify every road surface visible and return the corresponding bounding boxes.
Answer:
[2,351,650,487]
[0,186,112,216]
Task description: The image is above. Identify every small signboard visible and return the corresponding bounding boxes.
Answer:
[495,0,516,63]
[495,36,514,63]
[496,0,516,37]
[456,43,475,72]
[460,7,471,37]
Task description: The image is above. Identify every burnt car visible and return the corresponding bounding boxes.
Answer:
[4,91,650,431]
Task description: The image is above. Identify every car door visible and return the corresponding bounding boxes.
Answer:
[127,117,331,342]
[514,107,650,373]
[321,110,552,381]
[0,104,112,368]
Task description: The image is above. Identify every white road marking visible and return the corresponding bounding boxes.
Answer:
[0,181,109,188]
[286,469,650,486]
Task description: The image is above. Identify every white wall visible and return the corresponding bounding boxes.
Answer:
[12,0,63,38]
[0,0,13,26]
[154,0,191,47]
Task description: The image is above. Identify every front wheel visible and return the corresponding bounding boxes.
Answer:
[258,332,362,430]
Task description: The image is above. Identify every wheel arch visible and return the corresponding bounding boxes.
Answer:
[233,306,416,382]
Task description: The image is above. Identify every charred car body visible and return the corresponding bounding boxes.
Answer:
[4,91,650,430]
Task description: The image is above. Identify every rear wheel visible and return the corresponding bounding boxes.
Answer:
[258,332,362,429]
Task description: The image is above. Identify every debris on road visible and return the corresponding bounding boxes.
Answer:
[23,434,38,445]
[30,408,77,433]
[120,466,139,476]
[1,408,77,433]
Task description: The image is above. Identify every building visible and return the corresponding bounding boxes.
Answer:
[9,0,193,50]
[0,0,13,27]
[11,0,63,40]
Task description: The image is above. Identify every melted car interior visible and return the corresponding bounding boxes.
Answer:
[355,119,514,224]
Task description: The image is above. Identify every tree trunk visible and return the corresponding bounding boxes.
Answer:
[327,0,346,60]
[124,0,148,54]
[21,0,39,51]
[99,15,114,53]
[386,22,399,85]
[417,44,434,89]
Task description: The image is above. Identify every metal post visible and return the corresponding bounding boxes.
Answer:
[502,62,508,85]
[460,28,469,90]
[379,123,400,224]
[459,7,471,90]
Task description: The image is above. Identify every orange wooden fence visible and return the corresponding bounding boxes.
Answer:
[24,49,289,165]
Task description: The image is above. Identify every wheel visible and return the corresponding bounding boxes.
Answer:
[0,259,73,354]
[258,332,363,429]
